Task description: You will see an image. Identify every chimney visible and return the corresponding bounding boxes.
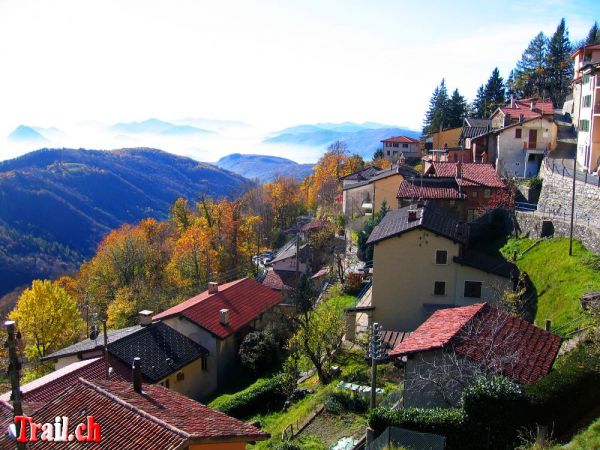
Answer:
[416,198,425,208]
[407,209,418,222]
[530,101,535,111]
[208,282,219,294]
[519,114,524,123]
[132,357,142,394]
[138,310,153,327]
[510,96,515,108]
[456,161,462,179]
[219,308,230,326]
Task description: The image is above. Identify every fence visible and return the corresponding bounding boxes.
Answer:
[369,427,446,450]
[544,157,600,188]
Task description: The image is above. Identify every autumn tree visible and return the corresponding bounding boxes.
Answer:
[9,280,84,364]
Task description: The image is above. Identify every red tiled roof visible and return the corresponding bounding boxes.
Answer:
[154,278,283,339]
[397,179,463,199]
[261,269,298,291]
[390,304,486,356]
[300,220,328,232]
[497,98,554,118]
[2,379,267,449]
[430,162,505,188]
[390,304,561,384]
[381,135,420,144]
[0,357,129,404]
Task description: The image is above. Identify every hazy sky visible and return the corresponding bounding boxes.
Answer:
[0,0,598,135]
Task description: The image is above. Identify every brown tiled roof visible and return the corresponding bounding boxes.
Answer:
[390,304,561,384]
[430,162,505,188]
[0,379,268,449]
[366,202,468,245]
[381,136,420,143]
[154,278,282,339]
[453,250,517,278]
[261,269,299,291]
[340,166,382,181]
[397,177,464,200]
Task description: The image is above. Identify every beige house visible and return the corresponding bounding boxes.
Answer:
[365,203,516,331]
[154,278,283,396]
[381,136,421,160]
[342,165,418,217]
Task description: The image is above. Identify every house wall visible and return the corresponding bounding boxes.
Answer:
[403,350,472,408]
[431,127,461,149]
[272,256,307,272]
[343,183,374,217]
[496,117,555,178]
[373,175,403,214]
[384,142,420,158]
[371,230,507,331]
[55,355,82,370]
[191,442,247,450]
[157,358,214,401]
[576,71,599,171]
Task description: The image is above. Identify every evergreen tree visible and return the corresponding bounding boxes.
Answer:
[513,32,548,98]
[587,21,599,45]
[546,18,573,107]
[472,85,487,118]
[506,70,518,101]
[422,79,449,135]
[484,68,506,115]
[447,89,467,128]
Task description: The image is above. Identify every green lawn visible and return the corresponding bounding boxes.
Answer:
[501,238,600,335]
[557,415,600,450]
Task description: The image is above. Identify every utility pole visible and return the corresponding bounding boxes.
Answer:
[370,322,384,409]
[5,321,26,450]
[569,152,577,256]
[102,320,110,380]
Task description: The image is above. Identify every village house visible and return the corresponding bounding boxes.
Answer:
[340,165,382,188]
[364,203,516,331]
[389,303,561,408]
[397,162,505,222]
[261,267,328,294]
[342,165,419,218]
[459,117,493,163]
[570,43,600,173]
[41,317,212,400]
[269,236,309,272]
[153,278,283,393]
[0,376,268,449]
[380,136,421,160]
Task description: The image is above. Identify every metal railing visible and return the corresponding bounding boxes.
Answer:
[545,157,600,187]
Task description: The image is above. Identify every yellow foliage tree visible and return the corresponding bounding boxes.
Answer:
[9,280,84,363]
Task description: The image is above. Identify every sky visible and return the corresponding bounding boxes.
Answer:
[0,0,598,160]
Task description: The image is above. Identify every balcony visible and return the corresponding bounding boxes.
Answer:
[522,142,550,152]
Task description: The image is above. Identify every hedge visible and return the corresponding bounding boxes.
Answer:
[209,373,290,418]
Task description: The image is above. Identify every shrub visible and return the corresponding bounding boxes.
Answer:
[324,389,367,414]
[239,330,278,373]
[342,272,363,295]
[209,373,291,418]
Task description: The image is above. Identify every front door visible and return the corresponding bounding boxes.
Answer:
[528,129,537,149]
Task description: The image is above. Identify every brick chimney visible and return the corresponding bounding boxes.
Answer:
[456,161,462,179]
[138,310,153,327]
[530,100,535,111]
[208,282,219,294]
[407,209,418,222]
[219,309,230,326]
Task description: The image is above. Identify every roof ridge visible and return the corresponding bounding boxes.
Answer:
[78,378,191,439]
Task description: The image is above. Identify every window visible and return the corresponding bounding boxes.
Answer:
[584,52,592,62]
[464,281,482,298]
[515,128,522,139]
[402,143,409,148]
[583,73,590,84]
[434,281,446,296]
[387,150,390,156]
[202,356,208,370]
[580,119,590,132]
[467,208,476,222]
[165,378,170,389]
[393,143,399,148]
[583,95,592,108]
[472,190,478,198]
[484,188,491,199]
[435,250,448,265]
[177,372,185,381]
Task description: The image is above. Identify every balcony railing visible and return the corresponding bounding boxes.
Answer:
[523,142,550,151]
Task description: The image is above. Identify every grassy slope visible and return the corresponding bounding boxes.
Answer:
[557,416,600,450]
[501,238,600,335]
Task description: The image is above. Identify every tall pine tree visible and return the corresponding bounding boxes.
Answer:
[447,89,467,128]
[513,32,548,99]
[472,85,487,119]
[546,18,573,107]
[422,79,449,135]
[587,21,599,45]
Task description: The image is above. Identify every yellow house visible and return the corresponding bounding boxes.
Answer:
[431,126,462,149]
[366,203,516,331]
[342,165,419,217]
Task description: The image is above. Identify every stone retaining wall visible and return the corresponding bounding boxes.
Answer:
[537,161,600,228]
[516,211,600,254]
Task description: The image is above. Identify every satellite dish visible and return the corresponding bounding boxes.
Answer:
[89,325,99,340]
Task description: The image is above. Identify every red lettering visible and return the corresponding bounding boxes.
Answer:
[75,423,86,442]
[86,416,101,442]
[13,416,29,443]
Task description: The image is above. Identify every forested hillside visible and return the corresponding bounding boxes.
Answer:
[0,147,251,302]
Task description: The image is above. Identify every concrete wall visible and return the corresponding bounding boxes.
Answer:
[371,230,507,331]
[157,358,214,401]
[373,175,402,214]
[272,255,307,272]
[432,127,461,149]
[343,183,373,217]
[537,160,600,229]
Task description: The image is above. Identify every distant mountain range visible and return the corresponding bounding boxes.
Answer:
[216,154,314,182]
[0,148,251,304]
[264,122,420,157]
[8,125,48,143]
[110,118,213,136]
